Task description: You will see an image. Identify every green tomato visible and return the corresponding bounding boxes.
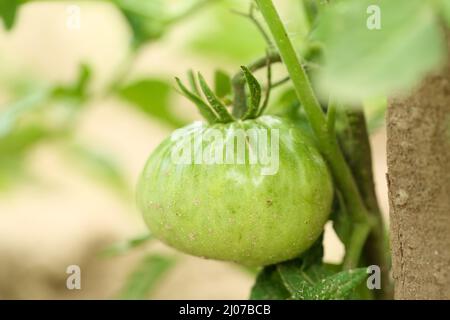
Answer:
[137,115,333,266]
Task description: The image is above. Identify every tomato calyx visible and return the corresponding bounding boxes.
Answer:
[175,65,269,125]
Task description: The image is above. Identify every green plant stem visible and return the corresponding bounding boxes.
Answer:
[344,222,372,269]
[335,108,392,299]
[255,0,374,270]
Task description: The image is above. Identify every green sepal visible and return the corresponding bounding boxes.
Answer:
[187,70,200,96]
[214,69,232,98]
[241,66,262,120]
[197,72,234,123]
[175,77,218,124]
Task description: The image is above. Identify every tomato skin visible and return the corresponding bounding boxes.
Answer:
[137,115,333,266]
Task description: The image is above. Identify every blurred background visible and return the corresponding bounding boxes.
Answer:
[0,0,388,299]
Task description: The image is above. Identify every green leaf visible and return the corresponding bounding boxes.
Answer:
[175,77,218,124]
[313,0,446,103]
[250,266,291,300]
[306,268,368,300]
[277,259,365,300]
[64,143,130,197]
[188,0,266,62]
[100,233,153,257]
[113,0,167,47]
[241,66,262,120]
[214,70,232,99]
[277,260,313,298]
[198,73,233,123]
[0,0,22,30]
[277,260,339,299]
[119,78,186,128]
[119,254,175,300]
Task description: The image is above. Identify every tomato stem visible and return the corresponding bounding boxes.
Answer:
[255,0,376,273]
[335,107,392,299]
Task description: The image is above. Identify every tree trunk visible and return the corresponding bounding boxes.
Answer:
[387,39,450,299]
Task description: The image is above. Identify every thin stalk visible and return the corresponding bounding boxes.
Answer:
[166,0,222,25]
[336,108,392,299]
[255,0,374,269]
[231,3,274,47]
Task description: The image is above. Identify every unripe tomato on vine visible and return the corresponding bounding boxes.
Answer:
[136,68,333,266]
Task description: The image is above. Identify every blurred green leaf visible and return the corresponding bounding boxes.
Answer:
[313,0,446,103]
[300,0,320,29]
[267,87,299,118]
[0,125,50,155]
[250,266,291,300]
[0,64,92,137]
[64,143,130,196]
[363,96,387,133]
[214,70,232,98]
[114,0,167,47]
[188,0,266,62]
[119,78,186,128]
[52,64,92,104]
[0,64,92,191]
[0,88,51,137]
[440,0,450,26]
[120,254,175,300]
[0,125,52,190]
[101,233,153,257]
[0,0,22,30]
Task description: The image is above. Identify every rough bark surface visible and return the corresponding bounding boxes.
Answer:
[387,42,450,299]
